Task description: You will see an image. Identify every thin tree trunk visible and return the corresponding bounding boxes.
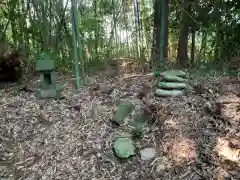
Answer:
[191,29,195,64]
[214,16,221,61]
[133,0,140,57]
[197,29,207,63]
[93,0,99,59]
[214,0,222,61]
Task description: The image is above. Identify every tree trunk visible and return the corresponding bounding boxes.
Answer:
[151,0,169,69]
[214,16,221,61]
[200,30,207,59]
[191,29,195,65]
[133,0,140,57]
[151,0,160,68]
[214,0,222,61]
[177,0,191,67]
[93,0,99,59]
[163,0,169,60]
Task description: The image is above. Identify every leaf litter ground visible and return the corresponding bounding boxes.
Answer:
[0,75,239,180]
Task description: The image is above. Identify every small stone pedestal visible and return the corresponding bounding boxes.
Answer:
[36,59,63,99]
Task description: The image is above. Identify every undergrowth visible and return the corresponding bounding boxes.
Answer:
[188,61,239,81]
[27,51,240,81]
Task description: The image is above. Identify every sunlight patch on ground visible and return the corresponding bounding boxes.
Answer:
[170,138,197,164]
[161,137,197,165]
[215,137,240,165]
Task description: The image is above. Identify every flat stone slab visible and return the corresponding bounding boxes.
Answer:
[113,137,136,158]
[140,147,156,160]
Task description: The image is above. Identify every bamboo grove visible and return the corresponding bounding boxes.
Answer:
[0,0,239,74]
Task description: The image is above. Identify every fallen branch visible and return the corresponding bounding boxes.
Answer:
[121,73,153,80]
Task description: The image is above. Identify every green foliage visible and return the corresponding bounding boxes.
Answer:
[188,61,240,81]
[0,0,239,75]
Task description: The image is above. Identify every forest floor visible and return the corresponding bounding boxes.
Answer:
[0,74,239,180]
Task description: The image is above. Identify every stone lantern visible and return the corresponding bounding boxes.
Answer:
[36,59,62,99]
